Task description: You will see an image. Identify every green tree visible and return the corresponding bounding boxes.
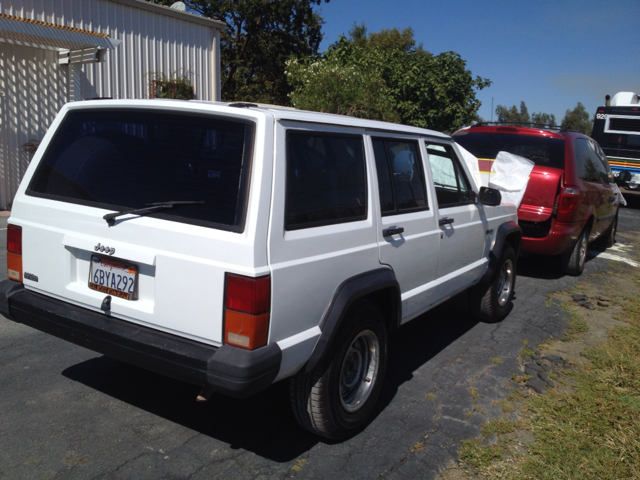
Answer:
[156,0,328,104]
[348,23,425,54]
[287,30,491,132]
[531,112,557,127]
[561,102,592,135]
[285,55,400,122]
[495,101,530,125]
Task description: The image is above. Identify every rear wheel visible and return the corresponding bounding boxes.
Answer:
[561,225,589,276]
[470,245,516,323]
[290,300,387,439]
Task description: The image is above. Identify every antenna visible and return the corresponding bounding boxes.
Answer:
[170,2,186,11]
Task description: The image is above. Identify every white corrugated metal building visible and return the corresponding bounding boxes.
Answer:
[0,0,223,209]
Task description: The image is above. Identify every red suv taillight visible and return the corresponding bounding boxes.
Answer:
[7,224,22,282]
[557,186,580,214]
[224,273,270,350]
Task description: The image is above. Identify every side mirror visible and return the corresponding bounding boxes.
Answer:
[619,170,632,182]
[478,186,501,206]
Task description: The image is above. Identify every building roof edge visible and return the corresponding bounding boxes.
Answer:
[107,0,225,30]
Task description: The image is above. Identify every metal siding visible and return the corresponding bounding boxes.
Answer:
[0,43,66,209]
[0,0,218,208]
[3,0,217,98]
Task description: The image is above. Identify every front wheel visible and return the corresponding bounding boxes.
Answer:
[470,245,516,323]
[290,300,387,439]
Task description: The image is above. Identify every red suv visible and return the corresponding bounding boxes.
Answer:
[453,124,621,276]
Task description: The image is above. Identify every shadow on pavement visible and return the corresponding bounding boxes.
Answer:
[62,356,318,462]
[621,189,640,210]
[61,292,480,460]
[516,253,567,280]
[374,291,479,412]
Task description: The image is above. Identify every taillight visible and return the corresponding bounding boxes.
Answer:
[557,186,580,214]
[224,274,270,350]
[7,224,22,282]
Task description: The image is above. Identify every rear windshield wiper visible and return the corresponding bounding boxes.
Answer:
[103,201,205,227]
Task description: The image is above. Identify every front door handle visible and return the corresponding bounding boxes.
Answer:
[383,227,404,237]
[439,217,454,226]
[608,196,616,203]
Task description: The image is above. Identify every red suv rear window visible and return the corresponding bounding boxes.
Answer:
[453,132,565,169]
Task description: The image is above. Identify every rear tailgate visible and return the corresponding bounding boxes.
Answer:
[9,101,272,347]
[518,166,563,222]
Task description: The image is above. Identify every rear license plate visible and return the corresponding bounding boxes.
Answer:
[89,255,138,300]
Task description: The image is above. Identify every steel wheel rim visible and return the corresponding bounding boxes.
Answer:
[497,259,514,307]
[339,330,379,412]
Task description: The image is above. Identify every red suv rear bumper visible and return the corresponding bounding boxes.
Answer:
[520,219,583,256]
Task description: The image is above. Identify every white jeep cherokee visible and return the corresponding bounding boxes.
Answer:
[0,100,521,439]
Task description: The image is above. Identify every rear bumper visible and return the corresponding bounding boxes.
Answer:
[519,219,582,256]
[0,280,281,398]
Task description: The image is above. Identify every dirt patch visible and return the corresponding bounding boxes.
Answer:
[542,288,632,366]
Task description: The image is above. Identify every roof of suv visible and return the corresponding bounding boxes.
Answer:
[188,100,451,139]
[453,123,567,140]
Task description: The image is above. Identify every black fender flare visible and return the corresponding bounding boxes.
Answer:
[480,221,522,286]
[305,268,400,373]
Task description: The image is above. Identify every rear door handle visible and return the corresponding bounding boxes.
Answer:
[608,196,616,202]
[383,227,404,237]
[439,217,454,226]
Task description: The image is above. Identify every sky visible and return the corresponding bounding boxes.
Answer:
[315,0,640,124]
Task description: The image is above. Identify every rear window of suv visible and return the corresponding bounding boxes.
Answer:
[27,109,254,231]
[453,132,565,169]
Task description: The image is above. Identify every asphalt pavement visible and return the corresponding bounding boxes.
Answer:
[1,202,639,480]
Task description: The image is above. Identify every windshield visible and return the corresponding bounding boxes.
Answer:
[28,109,254,231]
[453,132,565,169]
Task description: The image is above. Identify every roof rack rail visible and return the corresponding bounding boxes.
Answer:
[472,121,561,129]
[469,122,582,134]
[228,102,258,108]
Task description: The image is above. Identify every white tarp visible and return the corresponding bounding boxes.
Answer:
[488,151,535,208]
[455,144,482,191]
[429,145,458,187]
[614,184,627,206]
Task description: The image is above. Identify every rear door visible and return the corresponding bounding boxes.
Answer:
[11,102,272,346]
[574,138,618,237]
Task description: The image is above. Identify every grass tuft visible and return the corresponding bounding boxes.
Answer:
[481,419,516,437]
[519,339,535,358]
[459,440,504,469]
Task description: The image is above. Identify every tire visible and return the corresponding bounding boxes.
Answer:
[561,225,589,276]
[290,300,387,440]
[595,211,617,248]
[470,245,516,323]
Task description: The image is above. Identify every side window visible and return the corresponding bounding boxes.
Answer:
[575,138,608,183]
[426,143,472,207]
[286,132,367,230]
[372,139,428,215]
[595,143,614,184]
